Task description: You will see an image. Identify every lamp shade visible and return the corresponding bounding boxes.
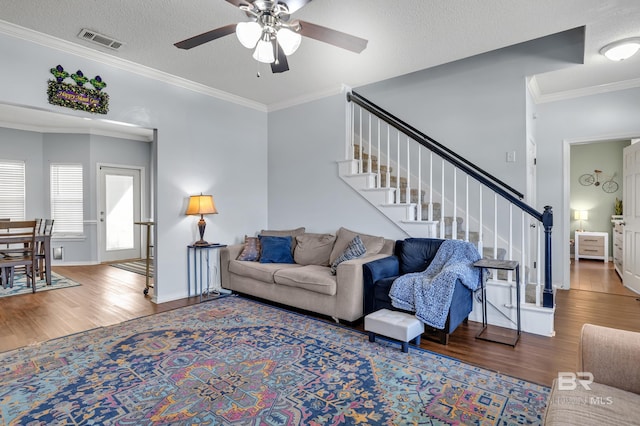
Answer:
[574,210,588,221]
[236,22,262,49]
[185,194,218,216]
[253,38,275,63]
[276,27,302,55]
[600,37,640,61]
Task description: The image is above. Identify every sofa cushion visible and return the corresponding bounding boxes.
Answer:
[397,238,444,275]
[544,380,640,425]
[329,227,385,265]
[294,233,336,266]
[330,235,366,275]
[229,259,301,283]
[237,235,260,261]
[274,265,337,296]
[260,227,306,254]
[259,235,295,264]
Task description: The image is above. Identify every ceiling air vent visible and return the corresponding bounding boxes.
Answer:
[77,29,124,50]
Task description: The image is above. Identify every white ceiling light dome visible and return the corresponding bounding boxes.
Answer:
[236,22,262,49]
[276,27,302,55]
[600,37,640,61]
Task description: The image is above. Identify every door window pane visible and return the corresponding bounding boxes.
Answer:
[106,174,134,251]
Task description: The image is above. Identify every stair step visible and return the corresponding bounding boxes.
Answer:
[362,162,391,174]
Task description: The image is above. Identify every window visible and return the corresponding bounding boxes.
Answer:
[50,164,83,234]
[0,160,25,220]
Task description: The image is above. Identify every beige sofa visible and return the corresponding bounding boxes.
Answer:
[544,323,640,425]
[220,227,394,323]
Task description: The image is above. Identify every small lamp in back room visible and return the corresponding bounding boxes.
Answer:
[185,193,218,246]
[574,210,588,232]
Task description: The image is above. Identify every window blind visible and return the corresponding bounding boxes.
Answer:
[0,160,26,220]
[50,164,83,234]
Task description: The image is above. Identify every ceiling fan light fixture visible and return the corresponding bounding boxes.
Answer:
[276,27,301,55]
[600,37,640,61]
[236,21,262,49]
[253,38,275,63]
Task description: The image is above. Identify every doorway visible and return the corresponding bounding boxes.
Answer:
[566,138,633,295]
[98,165,143,263]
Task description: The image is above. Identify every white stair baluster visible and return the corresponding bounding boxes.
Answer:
[440,159,445,239]
[405,137,410,206]
[396,132,400,204]
[452,167,457,239]
[417,146,422,221]
[367,112,372,177]
[429,152,433,221]
[386,125,390,188]
[465,175,469,241]
[376,119,381,188]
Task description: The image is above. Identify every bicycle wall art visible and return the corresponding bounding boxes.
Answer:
[578,169,619,193]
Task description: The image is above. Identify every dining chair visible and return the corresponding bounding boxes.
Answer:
[35,219,54,281]
[0,220,37,291]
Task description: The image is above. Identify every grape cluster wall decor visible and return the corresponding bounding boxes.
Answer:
[47,65,109,114]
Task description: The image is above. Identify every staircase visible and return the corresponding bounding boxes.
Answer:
[339,92,555,337]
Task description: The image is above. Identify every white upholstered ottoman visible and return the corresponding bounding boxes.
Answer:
[364,309,424,353]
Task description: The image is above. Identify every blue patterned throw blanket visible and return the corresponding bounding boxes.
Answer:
[390,239,485,329]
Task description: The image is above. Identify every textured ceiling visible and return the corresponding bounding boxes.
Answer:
[0,0,639,109]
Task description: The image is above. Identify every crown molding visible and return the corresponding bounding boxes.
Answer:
[0,20,267,112]
[529,74,640,104]
[267,84,351,112]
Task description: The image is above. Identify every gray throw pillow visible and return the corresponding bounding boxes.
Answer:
[329,227,384,265]
[294,233,336,266]
[330,235,366,275]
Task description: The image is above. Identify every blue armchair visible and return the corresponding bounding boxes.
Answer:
[363,238,474,344]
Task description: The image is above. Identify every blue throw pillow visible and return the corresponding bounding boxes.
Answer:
[330,235,366,274]
[259,235,295,264]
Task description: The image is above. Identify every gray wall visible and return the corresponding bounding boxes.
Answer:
[537,88,640,287]
[0,31,268,303]
[267,93,407,239]
[1,128,153,264]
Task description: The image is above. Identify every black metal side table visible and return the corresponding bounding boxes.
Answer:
[473,258,521,347]
[187,243,229,302]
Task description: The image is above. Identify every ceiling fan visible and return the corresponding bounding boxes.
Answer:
[174,0,368,74]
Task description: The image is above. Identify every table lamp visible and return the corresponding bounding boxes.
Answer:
[574,210,588,232]
[185,193,218,246]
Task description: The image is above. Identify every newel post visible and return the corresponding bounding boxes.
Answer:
[542,205,554,308]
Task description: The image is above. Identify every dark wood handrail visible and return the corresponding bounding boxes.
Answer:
[348,91,530,207]
[347,90,554,308]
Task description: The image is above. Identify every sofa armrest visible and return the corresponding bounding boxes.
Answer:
[362,256,400,314]
[220,244,243,288]
[334,253,392,321]
[580,323,640,395]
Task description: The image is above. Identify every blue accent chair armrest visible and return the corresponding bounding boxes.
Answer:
[363,256,399,315]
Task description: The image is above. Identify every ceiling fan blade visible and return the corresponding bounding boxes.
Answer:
[297,20,367,53]
[271,48,289,73]
[174,24,237,50]
[223,0,252,8]
[280,0,313,14]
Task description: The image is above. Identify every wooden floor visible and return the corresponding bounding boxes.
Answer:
[1,260,639,387]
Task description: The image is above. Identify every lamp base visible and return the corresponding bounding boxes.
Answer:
[193,239,210,247]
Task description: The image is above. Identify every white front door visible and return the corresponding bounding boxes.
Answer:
[99,166,142,263]
[622,143,640,294]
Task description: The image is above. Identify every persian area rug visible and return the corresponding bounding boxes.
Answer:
[110,259,154,277]
[0,271,80,298]
[0,296,549,425]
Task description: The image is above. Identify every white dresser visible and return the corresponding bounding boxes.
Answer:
[575,231,609,263]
